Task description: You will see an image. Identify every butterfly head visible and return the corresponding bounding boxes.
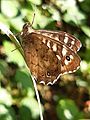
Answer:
[20,22,34,39]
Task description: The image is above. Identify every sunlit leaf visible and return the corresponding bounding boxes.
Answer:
[81,61,90,73]
[10,17,24,31]
[63,7,85,25]
[0,88,12,106]
[19,97,41,119]
[57,99,84,120]
[0,104,16,120]
[1,0,18,18]
[28,0,42,5]
[81,25,90,37]
[3,41,25,67]
[0,14,9,27]
[14,68,34,97]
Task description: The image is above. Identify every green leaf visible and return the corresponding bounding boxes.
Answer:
[63,8,85,26]
[57,99,84,120]
[80,0,90,13]
[0,14,9,27]
[14,68,34,97]
[81,25,90,37]
[19,97,41,119]
[1,0,18,18]
[3,41,25,67]
[0,104,16,120]
[28,0,42,5]
[10,17,24,31]
[0,60,9,76]
[80,60,90,73]
[0,88,12,106]
[26,7,52,29]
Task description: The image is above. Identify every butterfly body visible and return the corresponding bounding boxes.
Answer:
[20,23,82,85]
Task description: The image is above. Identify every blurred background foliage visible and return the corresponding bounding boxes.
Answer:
[0,0,90,120]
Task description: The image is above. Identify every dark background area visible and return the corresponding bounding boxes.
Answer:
[0,0,90,120]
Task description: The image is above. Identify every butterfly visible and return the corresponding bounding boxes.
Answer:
[20,22,82,85]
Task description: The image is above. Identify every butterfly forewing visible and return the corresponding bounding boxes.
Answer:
[36,30,82,53]
[20,22,81,85]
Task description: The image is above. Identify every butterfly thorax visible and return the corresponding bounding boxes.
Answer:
[21,22,35,38]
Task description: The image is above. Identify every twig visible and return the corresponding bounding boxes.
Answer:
[29,71,44,120]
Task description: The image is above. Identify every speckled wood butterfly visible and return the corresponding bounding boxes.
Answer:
[20,22,82,85]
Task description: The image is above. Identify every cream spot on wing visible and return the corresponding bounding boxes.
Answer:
[47,82,53,85]
[54,37,58,41]
[47,40,51,48]
[38,36,41,39]
[63,71,68,75]
[62,47,67,56]
[56,55,61,60]
[71,40,75,45]
[70,55,74,59]
[64,36,68,43]
[76,66,80,70]
[49,34,53,38]
[72,69,77,73]
[56,74,61,80]
[52,43,57,51]
[65,59,69,65]
[28,27,34,33]
[21,32,23,35]
[53,79,58,84]
[42,38,46,44]
[68,71,73,73]
[54,35,59,41]
[65,33,68,37]
[40,81,45,85]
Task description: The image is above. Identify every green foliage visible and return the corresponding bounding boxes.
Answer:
[19,97,40,120]
[0,0,90,120]
[0,104,16,120]
[57,99,84,120]
[3,41,24,66]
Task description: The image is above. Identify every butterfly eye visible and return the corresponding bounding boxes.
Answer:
[23,22,31,29]
[23,23,28,29]
[66,56,70,61]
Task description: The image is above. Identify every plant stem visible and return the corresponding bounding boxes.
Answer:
[30,73,44,120]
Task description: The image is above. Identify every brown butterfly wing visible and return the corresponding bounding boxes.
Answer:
[31,33,81,74]
[36,30,82,53]
[20,26,81,85]
[21,33,61,84]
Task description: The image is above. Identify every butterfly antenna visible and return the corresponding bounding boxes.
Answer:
[31,12,36,26]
